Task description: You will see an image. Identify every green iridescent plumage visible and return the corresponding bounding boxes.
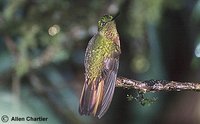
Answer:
[79,15,121,118]
[85,35,118,79]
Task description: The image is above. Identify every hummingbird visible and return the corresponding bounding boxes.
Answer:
[79,14,121,119]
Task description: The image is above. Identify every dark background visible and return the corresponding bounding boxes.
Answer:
[1,0,200,124]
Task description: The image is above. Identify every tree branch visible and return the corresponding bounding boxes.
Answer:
[116,77,200,92]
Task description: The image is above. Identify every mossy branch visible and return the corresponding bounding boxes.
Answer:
[116,77,200,92]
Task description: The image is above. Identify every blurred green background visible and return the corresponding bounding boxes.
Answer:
[1,0,200,124]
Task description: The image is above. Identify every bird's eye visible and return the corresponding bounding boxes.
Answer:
[98,20,106,28]
[101,22,106,27]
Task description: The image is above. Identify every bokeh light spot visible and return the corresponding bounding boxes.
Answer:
[195,43,200,58]
[131,55,150,73]
[48,24,60,36]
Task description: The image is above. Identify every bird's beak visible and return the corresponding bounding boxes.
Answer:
[112,12,120,21]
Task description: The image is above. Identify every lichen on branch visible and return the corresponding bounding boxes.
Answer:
[116,77,200,92]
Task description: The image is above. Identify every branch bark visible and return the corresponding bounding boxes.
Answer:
[116,77,200,92]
